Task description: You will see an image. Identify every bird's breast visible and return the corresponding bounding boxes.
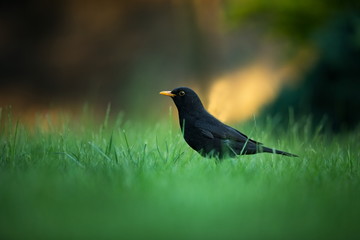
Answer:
[181,120,212,151]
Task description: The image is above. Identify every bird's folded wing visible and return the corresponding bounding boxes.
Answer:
[196,121,261,145]
[228,126,262,145]
[199,128,214,139]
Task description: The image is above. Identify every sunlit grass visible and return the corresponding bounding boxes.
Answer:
[0,107,359,239]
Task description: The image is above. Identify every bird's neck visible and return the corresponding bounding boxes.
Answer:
[173,96,206,130]
[178,106,206,130]
[175,98,205,113]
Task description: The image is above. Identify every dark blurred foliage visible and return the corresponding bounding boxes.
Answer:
[224,0,359,43]
[0,0,244,114]
[0,0,359,128]
[264,12,360,131]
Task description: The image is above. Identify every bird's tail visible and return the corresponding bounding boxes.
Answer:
[262,146,298,157]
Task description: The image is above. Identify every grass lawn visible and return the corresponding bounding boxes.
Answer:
[0,107,359,240]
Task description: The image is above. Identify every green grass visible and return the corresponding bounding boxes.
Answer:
[0,107,359,240]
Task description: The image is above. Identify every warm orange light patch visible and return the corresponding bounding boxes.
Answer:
[207,49,315,123]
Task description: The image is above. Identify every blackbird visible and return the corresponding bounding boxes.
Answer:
[160,87,298,159]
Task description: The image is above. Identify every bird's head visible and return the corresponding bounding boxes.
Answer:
[160,87,204,112]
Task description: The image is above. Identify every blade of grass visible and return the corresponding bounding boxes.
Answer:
[88,141,112,162]
[122,130,133,162]
[56,152,85,168]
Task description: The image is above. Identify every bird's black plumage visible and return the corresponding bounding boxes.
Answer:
[160,87,298,159]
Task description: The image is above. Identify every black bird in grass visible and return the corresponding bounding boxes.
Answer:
[160,87,298,159]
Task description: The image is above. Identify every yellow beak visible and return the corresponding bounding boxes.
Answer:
[160,91,176,97]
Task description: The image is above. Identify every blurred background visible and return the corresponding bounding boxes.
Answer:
[0,0,359,130]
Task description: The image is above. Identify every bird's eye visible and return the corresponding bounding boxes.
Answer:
[179,91,185,96]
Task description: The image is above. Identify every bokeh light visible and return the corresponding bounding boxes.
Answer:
[207,48,315,122]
